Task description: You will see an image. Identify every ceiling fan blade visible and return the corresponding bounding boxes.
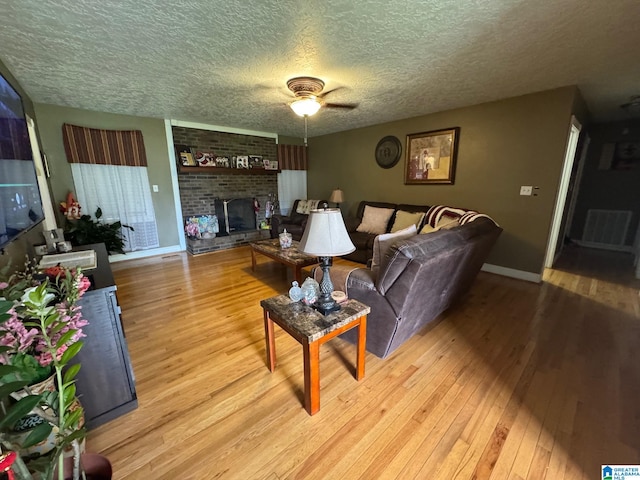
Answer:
[318,86,346,99]
[324,102,357,110]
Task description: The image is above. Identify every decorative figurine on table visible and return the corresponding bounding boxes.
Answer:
[279,229,292,248]
[289,281,303,302]
[59,191,82,220]
[301,277,320,305]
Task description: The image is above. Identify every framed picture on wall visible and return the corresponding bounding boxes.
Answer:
[405,127,460,184]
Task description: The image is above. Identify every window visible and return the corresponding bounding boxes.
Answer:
[71,163,159,251]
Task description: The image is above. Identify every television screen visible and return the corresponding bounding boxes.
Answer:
[0,73,44,250]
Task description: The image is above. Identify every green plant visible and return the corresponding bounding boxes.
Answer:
[63,207,133,254]
[0,265,91,480]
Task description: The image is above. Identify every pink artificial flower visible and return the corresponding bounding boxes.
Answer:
[77,275,91,295]
[0,282,8,289]
[0,310,39,354]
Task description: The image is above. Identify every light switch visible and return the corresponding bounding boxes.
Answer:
[520,186,533,196]
[152,184,159,192]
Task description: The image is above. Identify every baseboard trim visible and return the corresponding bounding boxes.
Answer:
[107,245,184,263]
[481,263,541,283]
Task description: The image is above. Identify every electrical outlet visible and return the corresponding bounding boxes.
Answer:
[152,184,159,192]
[520,185,533,196]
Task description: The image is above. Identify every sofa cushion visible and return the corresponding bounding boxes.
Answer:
[390,211,425,233]
[296,199,321,214]
[371,224,417,278]
[356,205,395,234]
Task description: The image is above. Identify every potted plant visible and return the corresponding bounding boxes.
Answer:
[63,207,133,255]
[0,261,111,479]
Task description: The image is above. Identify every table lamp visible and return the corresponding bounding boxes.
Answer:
[299,208,355,314]
[329,188,344,208]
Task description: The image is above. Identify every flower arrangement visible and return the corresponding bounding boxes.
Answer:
[185,215,219,239]
[0,260,92,480]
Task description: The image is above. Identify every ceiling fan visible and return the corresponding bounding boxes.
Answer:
[286,76,357,117]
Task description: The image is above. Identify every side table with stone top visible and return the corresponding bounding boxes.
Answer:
[250,238,319,283]
[260,295,370,415]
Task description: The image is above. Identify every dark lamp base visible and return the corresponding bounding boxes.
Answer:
[313,296,341,315]
[314,256,341,315]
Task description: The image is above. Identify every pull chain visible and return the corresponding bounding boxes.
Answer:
[304,115,308,146]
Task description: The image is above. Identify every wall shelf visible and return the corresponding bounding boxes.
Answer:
[178,165,280,175]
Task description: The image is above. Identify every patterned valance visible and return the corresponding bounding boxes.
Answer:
[277,144,307,170]
[62,123,147,167]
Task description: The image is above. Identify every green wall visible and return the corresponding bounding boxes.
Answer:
[307,87,579,274]
[33,104,179,248]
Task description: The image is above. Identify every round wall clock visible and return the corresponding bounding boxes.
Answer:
[375,136,402,169]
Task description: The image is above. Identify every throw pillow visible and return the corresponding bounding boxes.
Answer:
[356,206,395,234]
[371,224,417,277]
[296,199,321,215]
[296,200,310,214]
[390,211,425,233]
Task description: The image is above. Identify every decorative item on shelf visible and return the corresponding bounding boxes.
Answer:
[265,160,279,170]
[300,277,320,306]
[288,281,303,302]
[248,155,264,169]
[279,229,292,249]
[191,149,216,167]
[236,156,249,169]
[329,188,344,208]
[175,144,196,166]
[299,209,356,314]
[214,156,229,168]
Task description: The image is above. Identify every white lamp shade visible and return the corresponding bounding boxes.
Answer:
[329,188,344,204]
[299,209,356,256]
[290,97,321,117]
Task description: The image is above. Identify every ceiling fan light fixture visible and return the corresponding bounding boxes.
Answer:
[290,97,321,117]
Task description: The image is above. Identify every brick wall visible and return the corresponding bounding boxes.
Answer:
[173,126,279,255]
[172,126,277,160]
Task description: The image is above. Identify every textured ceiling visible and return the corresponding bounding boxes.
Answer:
[1,0,639,138]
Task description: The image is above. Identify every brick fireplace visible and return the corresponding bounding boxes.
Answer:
[173,126,279,255]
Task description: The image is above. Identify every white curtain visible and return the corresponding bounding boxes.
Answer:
[277,170,307,215]
[71,163,159,251]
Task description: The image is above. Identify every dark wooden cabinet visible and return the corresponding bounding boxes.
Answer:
[71,244,137,429]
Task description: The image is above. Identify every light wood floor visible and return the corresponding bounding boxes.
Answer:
[86,245,640,479]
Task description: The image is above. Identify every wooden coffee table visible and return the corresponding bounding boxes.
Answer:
[250,238,319,283]
[260,295,370,415]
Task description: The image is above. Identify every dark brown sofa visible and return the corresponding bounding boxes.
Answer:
[343,201,431,264]
[336,216,502,358]
[270,199,328,241]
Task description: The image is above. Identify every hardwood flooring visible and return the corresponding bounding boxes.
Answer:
[86,245,640,479]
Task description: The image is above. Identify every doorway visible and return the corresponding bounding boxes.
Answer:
[544,115,582,269]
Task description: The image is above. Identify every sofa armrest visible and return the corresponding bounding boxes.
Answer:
[345,216,361,232]
[345,268,377,292]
